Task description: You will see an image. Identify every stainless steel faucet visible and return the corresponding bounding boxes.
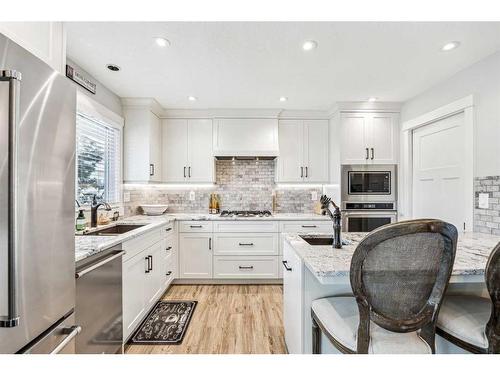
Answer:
[320,195,342,249]
[90,195,112,228]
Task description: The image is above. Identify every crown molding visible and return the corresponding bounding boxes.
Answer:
[334,101,402,112]
[121,97,163,117]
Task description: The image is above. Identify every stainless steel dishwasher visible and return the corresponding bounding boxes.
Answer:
[75,245,124,354]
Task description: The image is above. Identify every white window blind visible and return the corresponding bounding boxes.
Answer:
[76,112,121,205]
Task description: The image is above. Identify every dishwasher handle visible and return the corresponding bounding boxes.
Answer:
[50,325,81,354]
[75,251,125,279]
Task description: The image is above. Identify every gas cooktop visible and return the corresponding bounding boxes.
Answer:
[220,210,272,218]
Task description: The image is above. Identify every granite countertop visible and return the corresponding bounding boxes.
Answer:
[284,231,500,285]
[75,212,330,262]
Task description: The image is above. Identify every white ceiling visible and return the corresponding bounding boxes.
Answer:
[66,22,500,110]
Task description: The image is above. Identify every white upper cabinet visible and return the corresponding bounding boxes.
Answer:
[162,119,214,183]
[277,119,329,183]
[0,22,66,73]
[123,106,162,182]
[213,118,279,157]
[340,112,398,164]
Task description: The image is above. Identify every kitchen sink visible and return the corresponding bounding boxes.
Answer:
[299,235,334,246]
[80,224,145,236]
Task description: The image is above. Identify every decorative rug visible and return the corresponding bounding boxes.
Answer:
[130,300,197,344]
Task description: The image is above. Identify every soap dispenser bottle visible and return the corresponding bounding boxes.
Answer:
[76,209,86,231]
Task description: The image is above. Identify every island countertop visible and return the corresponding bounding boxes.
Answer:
[284,231,500,285]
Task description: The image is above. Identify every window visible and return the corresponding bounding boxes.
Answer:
[76,112,121,205]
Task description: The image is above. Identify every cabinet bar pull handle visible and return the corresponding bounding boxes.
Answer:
[0,70,21,328]
[365,148,369,160]
[190,225,202,228]
[166,271,172,276]
[238,243,254,246]
[300,166,304,178]
[305,166,308,178]
[149,164,154,176]
[282,260,292,271]
[188,166,191,178]
[165,227,172,232]
[239,266,254,270]
[145,256,150,273]
[301,225,317,228]
[150,255,153,271]
[166,246,172,251]
[50,326,81,354]
[184,166,186,178]
[209,237,212,250]
[370,148,374,160]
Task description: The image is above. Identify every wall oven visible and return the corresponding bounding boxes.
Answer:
[341,165,397,232]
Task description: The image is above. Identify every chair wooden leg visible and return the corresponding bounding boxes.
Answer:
[312,316,321,354]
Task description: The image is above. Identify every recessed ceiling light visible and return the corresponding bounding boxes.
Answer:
[106,64,120,72]
[279,96,288,102]
[368,97,378,102]
[302,40,318,51]
[188,96,197,101]
[154,37,170,47]
[441,41,461,52]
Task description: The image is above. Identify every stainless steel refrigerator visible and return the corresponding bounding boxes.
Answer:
[0,33,77,353]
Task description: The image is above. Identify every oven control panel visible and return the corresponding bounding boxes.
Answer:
[344,202,395,210]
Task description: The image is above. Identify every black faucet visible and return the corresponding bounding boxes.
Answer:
[90,195,112,228]
[320,195,342,249]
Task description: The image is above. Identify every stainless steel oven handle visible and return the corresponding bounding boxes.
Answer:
[0,70,21,328]
[75,251,125,278]
[50,325,81,354]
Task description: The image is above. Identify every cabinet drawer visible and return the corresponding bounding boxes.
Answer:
[279,221,332,234]
[213,256,278,279]
[213,233,278,255]
[179,221,213,233]
[213,220,278,233]
[122,227,163,262]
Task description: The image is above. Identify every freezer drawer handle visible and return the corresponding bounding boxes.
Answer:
[239,266,254,270]
[282,260,292,271]
[50,325,81,354]
[75,251,125,278]
[0,70,21,328]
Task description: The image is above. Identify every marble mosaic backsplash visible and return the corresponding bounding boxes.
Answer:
[123,160,322,216]
[474,176,500,235]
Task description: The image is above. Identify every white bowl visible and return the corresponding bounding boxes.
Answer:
[141,204,169,216]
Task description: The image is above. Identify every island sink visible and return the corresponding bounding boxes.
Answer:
[299,235,334,246]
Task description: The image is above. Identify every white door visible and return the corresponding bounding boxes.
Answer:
[277,120,304,182]
[412,112,467,231]
[162,119,188,182]
[187,119,214,182]
[179,234,213,278]
[283,242,303,354]
[122,253,148,339]
[340,113,370,164]
[149,112,162,182]
[368,113,398,164]
[304,120,329,182]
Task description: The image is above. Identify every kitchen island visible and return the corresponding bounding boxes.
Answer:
[282,231,500,354]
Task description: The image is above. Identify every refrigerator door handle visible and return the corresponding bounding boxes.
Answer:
[0,70,21,328]
[50,325,82,354]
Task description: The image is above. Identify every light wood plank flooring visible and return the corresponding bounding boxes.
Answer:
[125,284,287,354]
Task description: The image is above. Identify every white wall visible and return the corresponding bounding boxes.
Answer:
[66,57,123,117]
[401,51,500,177]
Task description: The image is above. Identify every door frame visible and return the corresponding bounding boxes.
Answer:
[400,95,474,231]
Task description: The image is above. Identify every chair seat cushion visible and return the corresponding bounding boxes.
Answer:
[311,296,432,354]
[436,295,491,349]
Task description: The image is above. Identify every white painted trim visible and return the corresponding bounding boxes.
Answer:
[120,97,163,117]
[77,92,124,129]
[335,101,402,112]
[400,95,474,232]
[402,95,473,132]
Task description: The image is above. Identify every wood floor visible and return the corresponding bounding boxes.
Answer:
[125,284,287,354]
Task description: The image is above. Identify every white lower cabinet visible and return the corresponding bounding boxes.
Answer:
[213,256,278,279]
[122,225,175,340]
[283,241,304,354]
[179,233,213,278]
